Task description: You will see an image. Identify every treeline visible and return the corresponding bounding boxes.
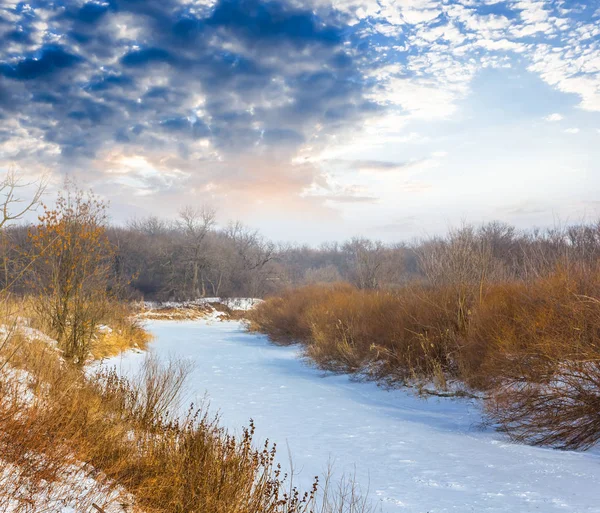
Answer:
[62,216,600,299]
[6,201,600,302]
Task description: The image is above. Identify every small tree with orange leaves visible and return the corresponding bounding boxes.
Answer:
[29,185,113,363]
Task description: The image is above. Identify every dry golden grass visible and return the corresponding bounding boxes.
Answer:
[138,305,212,320]
[0,305,373,513]
[249,283,464,384]
[91,320,152,359]
[249,270,600,450]
[137,301,247,322]
[2,295,151,361]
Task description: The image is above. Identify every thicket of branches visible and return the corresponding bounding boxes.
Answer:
[8,206,600,304]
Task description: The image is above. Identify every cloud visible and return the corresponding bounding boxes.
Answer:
[564,127,580,134]
[0,0,599,232]
[322,194,379,203]
[0,46,82,80]
[346,159,423,173]
[0,0,376,206]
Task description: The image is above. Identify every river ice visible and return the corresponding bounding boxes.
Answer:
[103,319,600,513]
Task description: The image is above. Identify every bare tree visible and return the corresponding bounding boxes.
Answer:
[179,205,216,298]
[1,169,46,292]
[0,168,46,230]
[127,215,175,237]
[1,169,46,370]
[342,238,386,290]
[226,222,276,297]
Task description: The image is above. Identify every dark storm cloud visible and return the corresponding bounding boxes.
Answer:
[206,0,341,47]
[0,0,374,166]
[0,45,81,80]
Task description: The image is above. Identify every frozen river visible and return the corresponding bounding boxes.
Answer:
[104,319,600,513]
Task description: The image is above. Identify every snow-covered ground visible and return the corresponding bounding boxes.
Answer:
[104,320,600,513]
[142,297,262,311]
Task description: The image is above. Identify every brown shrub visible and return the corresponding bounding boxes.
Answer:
[248,284,355,345]
[463,271,600,389]
[249,270,600,450]
[460,269,600,449]
[250,283,467,385]
[486,360,600,450]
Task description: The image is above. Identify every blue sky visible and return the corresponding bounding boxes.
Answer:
[0,0,599,242]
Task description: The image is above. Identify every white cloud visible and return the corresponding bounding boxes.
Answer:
[514,1,550,24]
[528,44,600,112]
[564,128,580,134]
[372,76,466,119]
[544,113,563,122]
[475,38,527,53]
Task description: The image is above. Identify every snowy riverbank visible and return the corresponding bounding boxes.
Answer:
[103,319,600,513]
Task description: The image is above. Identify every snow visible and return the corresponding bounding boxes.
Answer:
[0,323,60,350]
[0,458,130,513]
[0,324,129,513]
[142,297,262,311]
[0,366,37,405]
[103,320,600,513]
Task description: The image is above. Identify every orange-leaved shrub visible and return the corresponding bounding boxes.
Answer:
[462,268,600,449]
[248,269,600,450]
[249,283,469,386]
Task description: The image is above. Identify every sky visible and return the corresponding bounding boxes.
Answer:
[0,0,599,243]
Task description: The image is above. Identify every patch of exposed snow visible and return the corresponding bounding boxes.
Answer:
[0,323,59,349]
[0,458,132,513]
[141,297,262,311]
[0,366,37,405]
[0,334,134,512]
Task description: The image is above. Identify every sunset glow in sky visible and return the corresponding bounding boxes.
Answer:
[1,0,599,242]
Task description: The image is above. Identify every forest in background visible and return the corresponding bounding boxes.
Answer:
[5,190,600,302]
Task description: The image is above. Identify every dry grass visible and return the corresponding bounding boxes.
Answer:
[0,306,373,513]
[135,301,246,321]
[249,270,600,450]
[249,283,465,385]
[2,295,150,361]
[138,305,213,320]
[92,319,152,359]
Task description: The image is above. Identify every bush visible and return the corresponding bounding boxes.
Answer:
[249,270,600,450]
[486,360,600,450]
[250,283,466,385]
[248,284,355,345]
[462,271,600,389]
